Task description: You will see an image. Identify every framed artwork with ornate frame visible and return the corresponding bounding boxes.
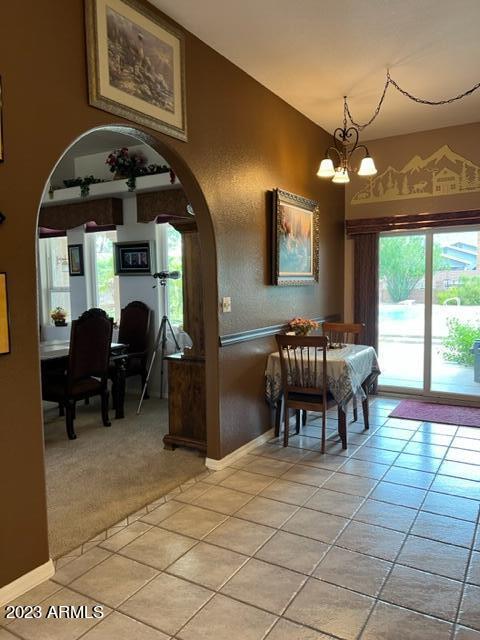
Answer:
[85,0,187,141]
[0,273,11,355]
[271,188,319,286]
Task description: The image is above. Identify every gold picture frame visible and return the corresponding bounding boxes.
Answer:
[85,0,187,141]
[0,273,11,355]
[272,189,320,286]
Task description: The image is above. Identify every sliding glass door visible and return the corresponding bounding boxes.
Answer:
[378,228,480,400]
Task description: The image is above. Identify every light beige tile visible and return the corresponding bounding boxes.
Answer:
[202,468,237,484]
[53,547,112,585]
[338,458,389,479]
[100,521,152,552]
[168,542,247,589]
[235,496,299,528]
[3,580,61,610]
[370,481,426,508]
[282,507,349,543]
[351,446,399,464]
[362,601,452,640]
[411,512,475,548]
[301,452,347,471]
[70,554,158,607]
[177,593,277,640]
[381,565,463,621]
[0,630,19,639]
[322,472,378,497]
[242,457,294,477]
[120,573,212,636]
[159,504,227,539]
[204,517,275,555]
[193,485,253,514]
[119,527,196,570]
[260,479,318,505]
[398,535,470,581]
[459,585,480,630]
[266,618,331,639]
[221,558,306,614]
[323,441,360,456]
[254,443,308,463]
[336,520,405,561]
[468,551,480,585]
[140,499,185,525]
[304,487,365,518]
[314,546,391,596]
[285,578,374,640]
[256,530,329,574]
[353,499,417,532]
[280,465,332,487]
[219,470,275,494]
[455,625,480,639]
[175,482,212,504]
[8,587,111,640]
[81,612,169,640]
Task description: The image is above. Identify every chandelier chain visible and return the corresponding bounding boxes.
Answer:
[344,69,480,131]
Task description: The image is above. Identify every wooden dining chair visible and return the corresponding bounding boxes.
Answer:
[42,308,113,440]
[276,334,336,450]
[322,321,368,426]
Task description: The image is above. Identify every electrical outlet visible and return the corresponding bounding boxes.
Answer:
[222,297,232,313]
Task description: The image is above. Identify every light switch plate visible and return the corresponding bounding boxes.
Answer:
[222,297,232,313]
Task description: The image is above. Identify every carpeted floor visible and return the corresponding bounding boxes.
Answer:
[43,394,206,559]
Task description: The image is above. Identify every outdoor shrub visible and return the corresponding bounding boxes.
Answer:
[437,275,480,306]
[441,317,480,366]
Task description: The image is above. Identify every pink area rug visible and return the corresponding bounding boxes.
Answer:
[390,399,480,428]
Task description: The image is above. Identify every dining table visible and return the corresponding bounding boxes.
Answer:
[40,340,129,419]
[265,343,381,448]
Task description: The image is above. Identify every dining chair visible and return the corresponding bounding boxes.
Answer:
[275,334,336,450]
[42,308,113,440]
[322,321,368,426]
[110,300,151,399]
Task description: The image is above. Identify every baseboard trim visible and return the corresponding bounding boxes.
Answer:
[0,559,55,607]
[206,428,274,470]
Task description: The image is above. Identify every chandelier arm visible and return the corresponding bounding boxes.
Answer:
[326,146,343,165]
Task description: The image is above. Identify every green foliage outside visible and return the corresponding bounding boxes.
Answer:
[437,275,480,305]
[167,227,183,326]
[379,236,444,302]
[442,317,480,366]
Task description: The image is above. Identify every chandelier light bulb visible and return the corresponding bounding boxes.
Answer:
[317,157,335,178]
[332,167,350,184]
[358,155,377,177]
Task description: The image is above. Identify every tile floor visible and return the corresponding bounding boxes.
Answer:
[2,396,480,640]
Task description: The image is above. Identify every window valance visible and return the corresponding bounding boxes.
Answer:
[38,198,123,230]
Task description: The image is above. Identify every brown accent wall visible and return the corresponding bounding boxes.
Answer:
[0,0,344,587]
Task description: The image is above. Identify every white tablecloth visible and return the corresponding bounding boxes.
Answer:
[265,344,380,408]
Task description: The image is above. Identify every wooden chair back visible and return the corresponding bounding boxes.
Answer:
[68,308,113,390]
[118,300,151,354]
[322,321,364,345]
[275,334,328,397]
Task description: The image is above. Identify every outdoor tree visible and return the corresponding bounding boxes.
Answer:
[379,236,443,302]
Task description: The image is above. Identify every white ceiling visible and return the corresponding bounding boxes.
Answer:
[152,0,480,140]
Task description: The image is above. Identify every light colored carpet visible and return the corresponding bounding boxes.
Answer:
[43,394,206,559]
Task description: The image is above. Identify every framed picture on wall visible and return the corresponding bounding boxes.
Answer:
[114,241,152,275]
[85,0,187,141]
[271,189,319,286]
[68,244,85,276]
[0,273,11,355]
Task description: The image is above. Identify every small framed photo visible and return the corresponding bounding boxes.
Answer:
[271,188,320,286]
[85,0,187,141]
[114,241,152,275]
[0,273,11,355]
[68,244,84,276]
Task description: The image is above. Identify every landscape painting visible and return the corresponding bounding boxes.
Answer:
[86,0,187,141]
[272,189,319,286]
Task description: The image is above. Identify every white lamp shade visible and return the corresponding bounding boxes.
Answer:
[317,157,335,178]
[358,155,377,176]
[332,168,350,184]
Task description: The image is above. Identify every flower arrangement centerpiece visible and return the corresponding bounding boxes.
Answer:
[106,147,148,191]
[51,306,67,327]
[288,317,319,336]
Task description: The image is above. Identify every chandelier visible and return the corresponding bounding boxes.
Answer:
[318,70,480,184]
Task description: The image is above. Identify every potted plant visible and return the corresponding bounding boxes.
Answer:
[51,306,68,327]
[105,147,148,191]
[288,317,319,336]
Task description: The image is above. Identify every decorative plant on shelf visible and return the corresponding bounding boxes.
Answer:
[106,147,174,191]
[288,317,319,336]
[50,307,68,327]
[63,176,106,198]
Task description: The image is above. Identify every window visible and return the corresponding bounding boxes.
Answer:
[89,230,120,322]
[39,236,71,324]
[167,225,183,326]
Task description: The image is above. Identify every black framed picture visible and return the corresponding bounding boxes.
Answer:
[68,244,84,276]
[114,241,152,275]
[271,188,320,286]
[0,273,11,355]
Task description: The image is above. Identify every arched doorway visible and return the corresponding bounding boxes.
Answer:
[36,124,219,558]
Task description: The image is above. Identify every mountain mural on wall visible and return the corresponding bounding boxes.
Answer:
[351,144,480,205]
